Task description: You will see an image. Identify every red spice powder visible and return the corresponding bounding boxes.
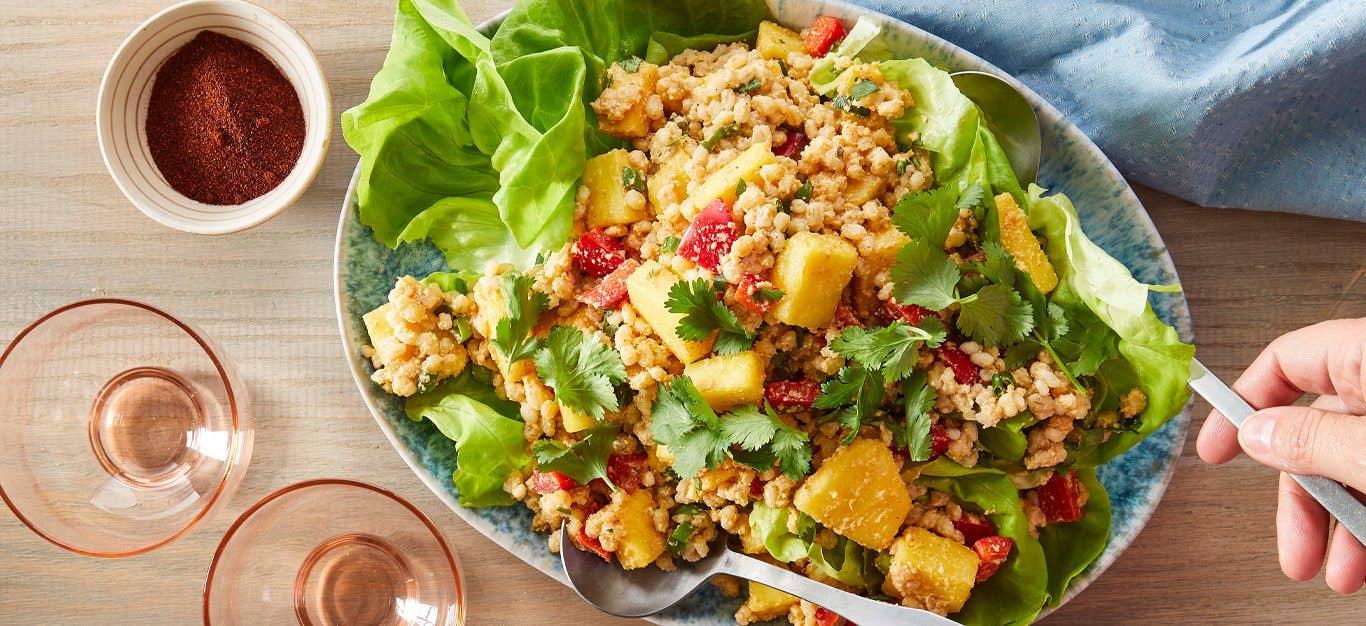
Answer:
[145,30,305,205]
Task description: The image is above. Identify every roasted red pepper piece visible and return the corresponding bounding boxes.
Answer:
[1037,469,1086,523]
[972,535,1014,583]
[571,229,627,277]
[937,346,981,386]
[735,273,781,314]
[953,512,997,547]
[677,199,738,271]
[774,130,808,159]
[572,525,613,562]
[832,300,863,329]
[804,16,847,58]
[930,423,951,458]
[765,380,823,411]
[577,258,640,310]
[528,470,579,494]
[885,300,937,325]
[814,607,845,626]
[606,452,649,493]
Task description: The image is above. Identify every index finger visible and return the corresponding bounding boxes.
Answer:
[1197,318,1366,465]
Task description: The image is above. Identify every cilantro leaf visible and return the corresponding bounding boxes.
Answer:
[755,287,785,303]
[491,272,547,363]
[532,423,619,489]
[737,77,762,93]
[890,244,960,311]
[955,284,1035,346]
[533,326,627,421]
[814,365,885,443]
[618,56,643,73]
[667,522,696,553]
[721,404,812,478]
[794,181,813,201]
[976,241,1017,286]
[955,182,985,211]
[891,186,960,246]
[900,371,937,462]
[666,278,754,354]
[651,378,811,479]
[829,319,947,381]
[672,427,730,479]
[662,235,681,253]
[848,78,880,100]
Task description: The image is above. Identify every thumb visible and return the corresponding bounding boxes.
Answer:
[1239,405,1366,490]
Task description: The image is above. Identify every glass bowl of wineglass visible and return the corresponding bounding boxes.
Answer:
[0,298,253,556]
[204,479,466,625]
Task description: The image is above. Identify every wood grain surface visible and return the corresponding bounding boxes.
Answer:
[1,1,1362,624]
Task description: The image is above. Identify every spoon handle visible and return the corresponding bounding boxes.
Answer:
[1188,359,1366,545]
[718,549,959,625]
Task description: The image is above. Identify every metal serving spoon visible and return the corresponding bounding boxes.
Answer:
[560,526,959,624]
[952,71,1365,543]
[950,71,1041,185]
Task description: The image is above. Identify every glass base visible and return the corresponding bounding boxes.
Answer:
[88,367,205,488]
[295,533,417,626]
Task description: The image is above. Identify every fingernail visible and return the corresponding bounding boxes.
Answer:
[1239,412,1275,459]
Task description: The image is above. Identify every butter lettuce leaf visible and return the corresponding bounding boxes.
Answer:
[404,369,529,507]
[1037,467,1111,603]
[916,460,1050,625]
[1027,186,1194,465]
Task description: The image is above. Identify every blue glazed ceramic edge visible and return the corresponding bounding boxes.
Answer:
[332,3,1196,623]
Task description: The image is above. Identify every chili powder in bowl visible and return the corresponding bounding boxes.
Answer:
[97,0,330,234]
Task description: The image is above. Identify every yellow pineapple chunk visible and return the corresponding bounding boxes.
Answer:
[625,261,715,363]
[647,144,693,214]
[688,141,774,216]
[757,21,805,60]
[883,527,980,614]
[583,149,648,229]
[362,303,395,346]
[846,175,885,206]
[594,62,659,139]
[609,489,667,570]
[743,582,800,621]
[684,350,764,411]
[793,438,911,550]
[866,228,911,276]
[559,402,596,433]
[771,232,858,330]
[996,192,1058,293]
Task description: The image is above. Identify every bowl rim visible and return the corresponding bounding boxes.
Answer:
[201,477,466,625]
[95,0,333,235]
[0,297,249,557]
[331,2,1194,622]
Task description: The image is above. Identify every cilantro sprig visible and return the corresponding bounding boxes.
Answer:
[666,278,754,354]
[829,319,947,382]
[533,423,619,489]
[723,404,814,478]
[650,376,812,479]
[895,371,937,462]
[813,365,885,443]
[491,272,548,363]
[889,188,1035,346]
[533,326,627,420]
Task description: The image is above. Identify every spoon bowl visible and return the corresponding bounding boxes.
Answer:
[950,70,1042,185]
[560,526,958,624]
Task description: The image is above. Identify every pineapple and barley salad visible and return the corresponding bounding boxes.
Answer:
[362,19,1145,625]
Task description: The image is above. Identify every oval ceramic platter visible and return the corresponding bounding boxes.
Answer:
[334,1,1195,622]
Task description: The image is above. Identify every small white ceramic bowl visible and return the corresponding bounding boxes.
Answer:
[96,0,330,234]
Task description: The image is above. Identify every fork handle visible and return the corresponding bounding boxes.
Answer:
[718,549,959,625]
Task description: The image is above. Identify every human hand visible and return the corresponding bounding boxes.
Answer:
[1196,318,1365,594]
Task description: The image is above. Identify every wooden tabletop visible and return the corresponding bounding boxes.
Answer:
[1,1,1362,624]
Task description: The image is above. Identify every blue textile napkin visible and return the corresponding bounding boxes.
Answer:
[852,0,1366,221]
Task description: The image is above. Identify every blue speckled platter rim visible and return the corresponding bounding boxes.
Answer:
[332,2,1195,623]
